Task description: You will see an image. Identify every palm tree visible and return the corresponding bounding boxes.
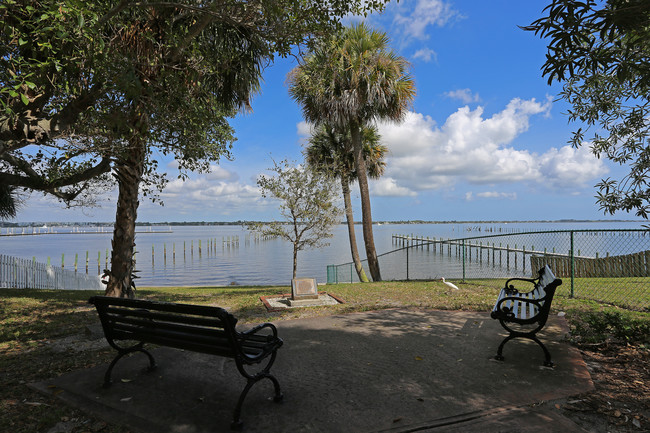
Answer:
[288,23,415,281]
[305,124,387,283]
[0,184,20,220]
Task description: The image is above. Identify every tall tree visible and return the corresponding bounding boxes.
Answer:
[1,1,390,297]
[524,0,650,217]
[246,159,342,280]
[304,124,387,283]
[288,23,415,281]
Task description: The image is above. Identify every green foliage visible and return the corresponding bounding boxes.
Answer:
[305,124,387,182]
[569,309,650,344]
[524,0,650,217]
[246,159,342,278]
[0,0,391,208]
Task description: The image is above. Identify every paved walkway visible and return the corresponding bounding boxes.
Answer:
[32,309,594,432]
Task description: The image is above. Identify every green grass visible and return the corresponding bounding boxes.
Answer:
[0,281,648,432]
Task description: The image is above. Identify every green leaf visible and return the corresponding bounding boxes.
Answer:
[20,94,29,105]
[18,38,28,46]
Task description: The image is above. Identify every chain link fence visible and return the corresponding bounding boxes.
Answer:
[327,230,650,311]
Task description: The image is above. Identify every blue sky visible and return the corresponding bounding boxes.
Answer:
[14,0,634,223]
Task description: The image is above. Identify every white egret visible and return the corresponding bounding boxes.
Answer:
[439,277,459,290]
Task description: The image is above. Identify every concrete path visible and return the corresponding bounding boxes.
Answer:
[32,309,594,432]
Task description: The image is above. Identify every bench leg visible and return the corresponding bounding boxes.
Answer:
[230,373,283,431]
[103,345,157,388]
[494,334,516,362]
[530,334,554,367]
[494,334,553,367]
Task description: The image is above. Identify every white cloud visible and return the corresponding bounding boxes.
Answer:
[412,48,437,63]
[371,178,418,197]
[206,165,239,181]
[444,88,480,104]
[151,174,263,217]
[466,191,517,201]
[393,0,462,41]
[374,97,607,196]
[296,121,313,137]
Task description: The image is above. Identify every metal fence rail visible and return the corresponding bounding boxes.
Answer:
[0,254,103,290]
[327,230,650,311]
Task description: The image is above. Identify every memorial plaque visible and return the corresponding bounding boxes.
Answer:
[291,278,318,300]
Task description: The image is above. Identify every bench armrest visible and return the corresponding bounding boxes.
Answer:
[240,322,279,339]
[503,277,537,295]
[237,323,282,362]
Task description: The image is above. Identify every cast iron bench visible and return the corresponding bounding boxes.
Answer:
[88,296,284,430]
[490,265,562,367]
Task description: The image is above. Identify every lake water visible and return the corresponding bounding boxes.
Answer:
[0,221,647,286]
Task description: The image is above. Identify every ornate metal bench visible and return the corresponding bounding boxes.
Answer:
[490,265,562,367]
[89,296,283,430]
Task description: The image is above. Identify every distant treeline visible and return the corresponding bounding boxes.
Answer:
[1,219,643,228]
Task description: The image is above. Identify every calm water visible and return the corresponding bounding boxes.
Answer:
[0,221,646,286]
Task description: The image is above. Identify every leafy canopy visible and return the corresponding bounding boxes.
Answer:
[524,0,650,217]
[0,0,391,208]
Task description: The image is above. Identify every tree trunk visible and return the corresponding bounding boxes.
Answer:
[350,120,381,281]
[105,111,148,298]
[341,176,369,282]
[292,243,298,280]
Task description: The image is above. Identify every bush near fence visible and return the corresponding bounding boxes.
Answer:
[0,254,102,291]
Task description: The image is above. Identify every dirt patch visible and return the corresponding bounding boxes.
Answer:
[556,344,649,432]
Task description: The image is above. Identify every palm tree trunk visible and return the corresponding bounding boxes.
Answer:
[350,120,381,281]
[105,110,148,298]
[341,177,369,282]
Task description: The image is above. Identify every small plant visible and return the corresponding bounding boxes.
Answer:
[570,309,650,344]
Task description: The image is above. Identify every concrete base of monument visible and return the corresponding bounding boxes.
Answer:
[260,292,344,311]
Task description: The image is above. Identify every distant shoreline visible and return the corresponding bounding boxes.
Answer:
[1,219,645,228]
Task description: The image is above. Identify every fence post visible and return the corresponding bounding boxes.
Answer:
[406,239,410,281]
[462,239,466,281]
[570,231,575,298]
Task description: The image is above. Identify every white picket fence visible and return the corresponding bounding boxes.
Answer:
[0,254,103,290]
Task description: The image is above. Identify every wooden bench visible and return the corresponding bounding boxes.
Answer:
[88,296,284,430]
[490,265,562,367]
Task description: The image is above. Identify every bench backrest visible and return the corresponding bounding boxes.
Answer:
[492,265,562,324]
[89,296,241,358]
[528,265,561,317]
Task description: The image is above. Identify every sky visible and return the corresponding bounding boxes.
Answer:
[13,0,637,223]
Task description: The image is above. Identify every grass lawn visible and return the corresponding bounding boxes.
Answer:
[0,280,648,432]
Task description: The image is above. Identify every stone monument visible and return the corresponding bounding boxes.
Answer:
[288,278,319,306]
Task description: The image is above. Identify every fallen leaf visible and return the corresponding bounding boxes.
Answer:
[120,397,132,402]
[555,404,561,409]
[23,401,49,407]
[392,417,403,423]
[415,356,423,361]
[120,378,132,383]
[632,419,641,428]
[614,410,622,418]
